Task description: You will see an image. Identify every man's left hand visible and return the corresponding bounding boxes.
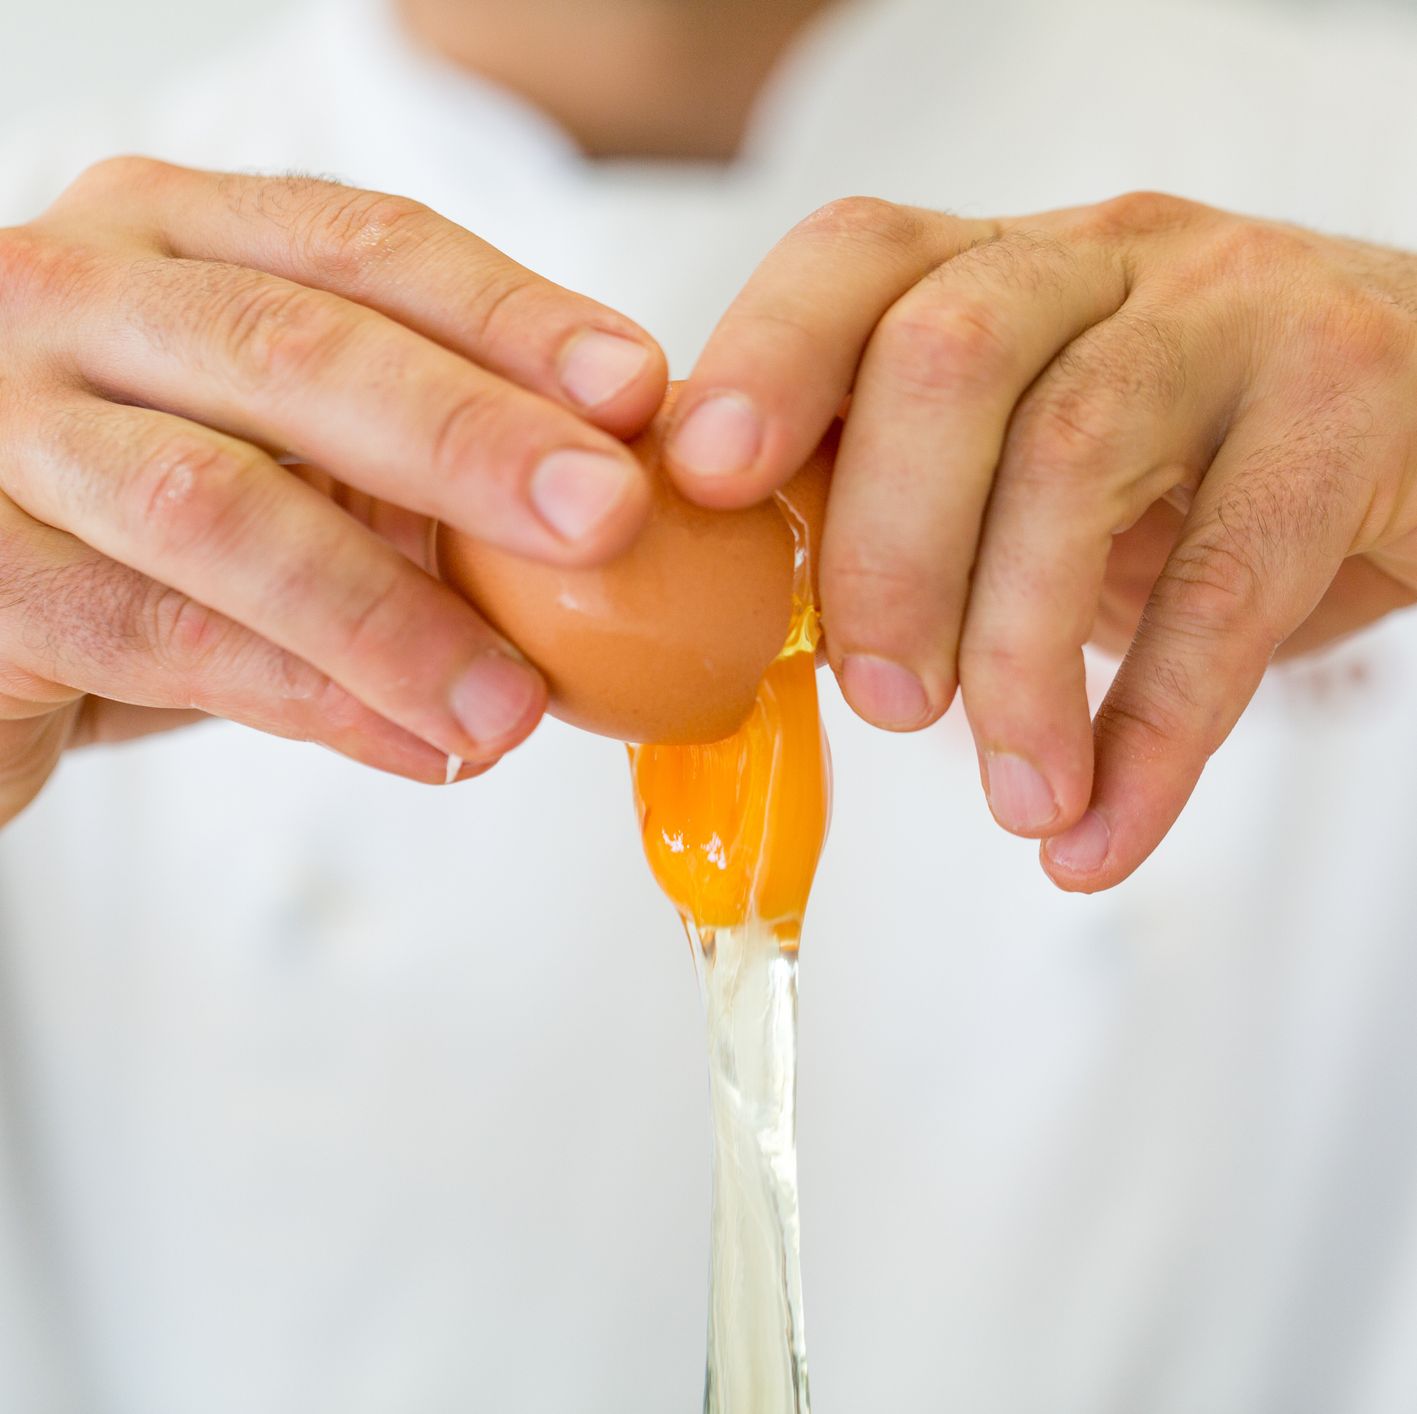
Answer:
[664,194,1417,891]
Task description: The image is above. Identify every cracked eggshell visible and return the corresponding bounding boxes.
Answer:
[438,391,833,745]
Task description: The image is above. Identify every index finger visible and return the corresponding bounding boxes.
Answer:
[54,158,668,438]
[665,198,995,507]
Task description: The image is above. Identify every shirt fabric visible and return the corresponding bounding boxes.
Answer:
[3,1,1417,1410]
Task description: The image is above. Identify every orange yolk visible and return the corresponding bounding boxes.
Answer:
[628,608,830,947]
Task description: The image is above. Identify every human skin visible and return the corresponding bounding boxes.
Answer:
[0,0,828,829]
[0,159,668,824]
[664,194,1417,891]
[398,0,837,160]
[6,5,1417,900]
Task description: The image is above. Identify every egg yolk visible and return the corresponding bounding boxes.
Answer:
[628,602,830,948]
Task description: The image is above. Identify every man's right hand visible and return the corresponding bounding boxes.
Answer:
[0,157,668,824]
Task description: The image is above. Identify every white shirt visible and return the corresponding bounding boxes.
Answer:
[3,1,1417,1409]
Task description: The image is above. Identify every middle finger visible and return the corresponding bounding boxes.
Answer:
[8,396,547,763]
[820,230,1130,730]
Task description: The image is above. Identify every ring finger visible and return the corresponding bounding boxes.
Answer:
[959,300,1244,835]
[6,397,547,762]
[0,495,458,784]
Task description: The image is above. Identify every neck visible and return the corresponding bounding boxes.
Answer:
[397,0,835,161]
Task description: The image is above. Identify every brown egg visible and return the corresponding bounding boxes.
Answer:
[438,389,835,745]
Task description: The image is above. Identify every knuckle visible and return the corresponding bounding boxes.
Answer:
[169,615,332,721]
[144,587,233,685]
[331,566,413,665]
[873,296,1010,396]
[795,195,925,251]
[1151,531,1261,640]
[220,170,336,228]
[1093,678,1191,762]
[1301,294,1412,380]
[826,546,930,631]
[1013,383,1127,476]
[304,188,435,278]
[216,275,354,384]
[429,385,504,485]
[1083,190,1197,240]
[225,633,330,713]
[0,225,99,314]
[65,154,168,201]
[289,673,371,741]
[132,436,264,558]
[1207,219,1313,282]
[725,302,821,358]
[1062,310,1186,407]
[461,267,541,349]
[939,229,1076,295]
[957,633,1030,684]
[0,227,49,307]
[275,650,332,707]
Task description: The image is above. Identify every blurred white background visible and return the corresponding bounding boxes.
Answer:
[2,0,1417,1410]
[1,0,1414,132]
[0,0,298,127]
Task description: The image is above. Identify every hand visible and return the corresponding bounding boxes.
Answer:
[0,157,667,824]
[665,193,1417,891]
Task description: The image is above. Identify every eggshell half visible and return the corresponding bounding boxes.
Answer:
[438,392,834,745]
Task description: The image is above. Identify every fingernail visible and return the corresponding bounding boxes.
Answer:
[558,330,651,410]
[985,752,1058,833]
[531,449,637,543]
[450,651,542,750]
[1045,810,1111,874]
[670,393,762,478]
[840,654,931,730]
